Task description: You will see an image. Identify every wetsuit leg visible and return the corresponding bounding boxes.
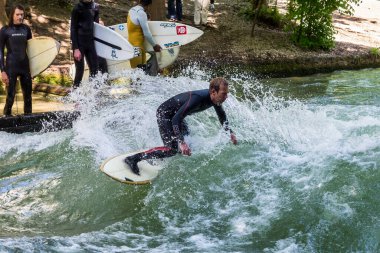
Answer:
[73,54,85,88]
[19,72,32,114]
[83,41,99,79]
[3,71,17,116]
[125,117,178,175]
[136,117,178,160]
[98,57,108,74]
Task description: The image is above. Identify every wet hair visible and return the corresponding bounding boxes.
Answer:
[140,0,152,6]
[209,77,229,93]
[8,4,25,26]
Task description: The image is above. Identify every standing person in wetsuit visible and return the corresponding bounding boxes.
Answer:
[127,0,161,69]
[125,77,238,175]
[0,4,32,116]
[70,0,102,88]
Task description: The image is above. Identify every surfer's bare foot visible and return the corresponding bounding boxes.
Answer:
[124,156,140,175]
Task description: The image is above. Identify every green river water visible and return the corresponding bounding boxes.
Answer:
[0,67,380,252]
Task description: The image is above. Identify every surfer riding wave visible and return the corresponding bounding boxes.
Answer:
[125,77,237,175]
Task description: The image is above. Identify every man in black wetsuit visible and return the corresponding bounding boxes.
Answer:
[125,77,238,175]
[71,0,106,88]
[0,4,32,116]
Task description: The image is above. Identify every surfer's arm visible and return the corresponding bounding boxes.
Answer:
[0,27,6,73]
[70,7,80,50]
[93,3,100,23]
[27,26,32,40]
[0,28,8,86]
[214,105,237,144]
[214,105,230,131]
[136,10,158,48]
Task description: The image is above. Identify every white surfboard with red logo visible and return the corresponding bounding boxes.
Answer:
[110,21,204,50]
[109,21,203,69]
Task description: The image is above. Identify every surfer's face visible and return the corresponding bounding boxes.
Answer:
[211,84,229,106]
[13,8,24,25]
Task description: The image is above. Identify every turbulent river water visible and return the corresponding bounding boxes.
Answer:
[0,67,380,252]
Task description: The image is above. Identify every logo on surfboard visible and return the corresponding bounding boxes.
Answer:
[164,41,180,48]
[111,48,118,59]
[160,22,176,28]
[176,26,187,35]
[133,47,141,57]
[118,24,125,31]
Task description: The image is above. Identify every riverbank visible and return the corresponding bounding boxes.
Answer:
[170,0,380,77]
[9,0,380,80]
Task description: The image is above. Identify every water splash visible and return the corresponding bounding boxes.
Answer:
[1,67,380,252]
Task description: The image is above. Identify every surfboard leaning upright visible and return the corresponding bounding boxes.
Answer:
[108,21,203,69]
[27,37,60,77]
[110,21,204,49]
[93,22,139,61]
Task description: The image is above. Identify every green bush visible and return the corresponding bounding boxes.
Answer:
[370,47,380,57]
[34,73,72,87]
[239,5,286,28]
[286,0,361,50]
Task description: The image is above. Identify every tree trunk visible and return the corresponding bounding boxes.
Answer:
[250,0,265,37]
[0,0,8,28]
[149,0,166,21]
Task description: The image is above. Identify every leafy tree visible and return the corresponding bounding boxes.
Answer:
[287,0,361,50]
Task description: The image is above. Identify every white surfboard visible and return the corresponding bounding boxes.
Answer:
[109,21,203,69]
[69,53,150,83]
[110,21,204,49]
[94,22,139,61]
[27,37,60,77]
[100,152,162,185]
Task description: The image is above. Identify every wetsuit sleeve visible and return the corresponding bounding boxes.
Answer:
[27,26,32,40]
[214,105,233,133]
[137,10,157,47]
[172,92,198,142]
[93,3,100,23]
[70,6,80,50]
[0,27,6,72]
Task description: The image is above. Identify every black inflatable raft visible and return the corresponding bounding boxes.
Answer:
[0,111,80,134]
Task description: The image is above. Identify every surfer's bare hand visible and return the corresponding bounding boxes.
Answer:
[1,72,9,86]
[153,44,162,52]
[74,49,82,61]
[180,142,191,156]
[230,133,237,145]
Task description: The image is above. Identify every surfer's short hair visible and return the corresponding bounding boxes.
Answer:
[210,77,229,93]
[140,0,152,6]
[9,4,25,26]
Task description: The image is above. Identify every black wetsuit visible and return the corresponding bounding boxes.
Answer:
[127,89,232,170]
[71,0,103,88]
[0,24,32,115]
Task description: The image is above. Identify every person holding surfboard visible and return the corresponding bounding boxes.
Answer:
[125,77,238,175]
[0,4,33,116]
[70,0,101,88]
[127,0,162,68]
